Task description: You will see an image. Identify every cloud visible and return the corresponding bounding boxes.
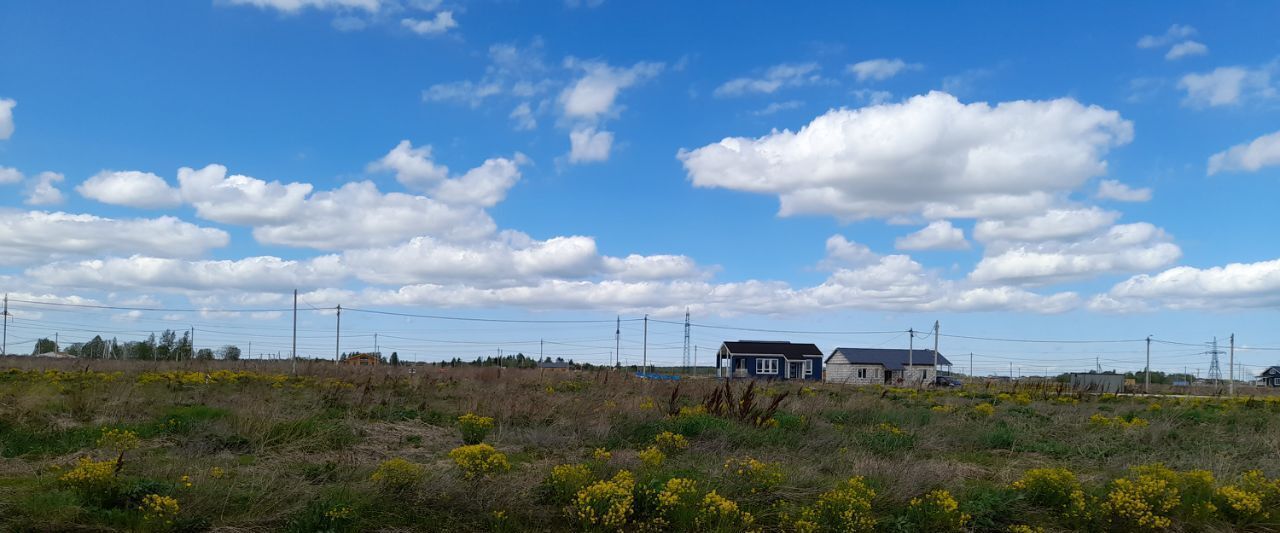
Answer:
[973,208,1120,243]
[895,220,969,251]
[368,139,526,206]
[752,100,803,116]
[25,172,66,206]
[342,233,604,286]
[178,162,496,249]
[29,255,345,292]
[970,222,1180,286]
[568,127,614,163]
[1207,129,1280,175]
[0,167,23,184]
[679,91,1132,221]
[818,235,878,270]
[0,211,228,266]
[560,59,663,120]
[401,11,456,36]
[1095,179,1152,202]
[510,102,537,130]
[422,81,503,107]
[77,170,182,208]
[224,0,382,13]
[0,98,14,140]
[1101,258,1280,310]
[1179,65,1276,107]
[1165,41,1208,60]
[847,58,919,82]
[1137,24,1197,49]
[714,63,822,97]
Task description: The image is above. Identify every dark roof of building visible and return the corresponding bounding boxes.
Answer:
[827,348,952,370]
[721,341,823,360]
[1260,366,1280,377]
[539,361,572,369]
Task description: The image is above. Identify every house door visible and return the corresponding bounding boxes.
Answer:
[788,361,804,379]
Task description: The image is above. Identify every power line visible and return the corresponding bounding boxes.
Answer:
[343,306,638,324]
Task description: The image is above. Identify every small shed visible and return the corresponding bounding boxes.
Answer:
[341,353,380,366]
[1068,372,1124,393]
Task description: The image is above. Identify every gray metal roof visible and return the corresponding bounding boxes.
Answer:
[828,347,951,370]
[721,341,823,360]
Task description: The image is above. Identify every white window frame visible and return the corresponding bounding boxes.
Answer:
[756,358,778,375]
[857,367,866,378]
[804,359,814,376]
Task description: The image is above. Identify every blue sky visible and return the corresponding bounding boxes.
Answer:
[2,1,1280,375]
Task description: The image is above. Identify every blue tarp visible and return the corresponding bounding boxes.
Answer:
[635,372,681,380]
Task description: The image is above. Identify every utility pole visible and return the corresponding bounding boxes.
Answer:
[291,289,297,375]
[1229,333,1236,397]
[932,320,939,384]
[55,332,59,352]
[374,333,379,356]
[248,341,251,362]
[2,293,7,357]
[190,326,195,361]
[1009,361,1013,380]
[334,304,341,363]
[540,338,543,361]
[907,328,914,384]
[694,346,698,375]
[1145,335,1151,394]
[643,314,649,374]
[615,315,620,368]
[969,352,973,378]
[682,308,691,373]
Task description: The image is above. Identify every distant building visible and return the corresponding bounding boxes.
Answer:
[34,351,75,359]
[824,347,951,385]
[1258,366,1280,387]
[341,353,380,366]
[716,341,823,381]
[1068,372,1124,393]
[539,360,572,370]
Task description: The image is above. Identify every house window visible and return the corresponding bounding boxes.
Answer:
[1274,377,1280,387]
[857,368,867,378]
[756,358,778,374]
[804,360,814,376]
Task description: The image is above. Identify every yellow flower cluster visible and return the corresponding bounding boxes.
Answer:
[1011,467,1087,515]
[139,494,180,522]
[135,369,353,389]
[995,392,1032,405]
[592,448,612,462]
[2,368,123,385]
[653,431,689,453]
[801,476,877,532]
[906,489,970,532]
[1089,413,1150,429]
[972,403,996,417]
[1102,476,1178,531]
[695,490,754,531]
[97,427,140,453]
[639,398,656,410]
[657,477,700,510]
[1006,525,1045,533]
[546,463,594,502]
[874,422,905,436]
[179,474,192,488]
[324,505,354,520]
[59,457,117,492]
[1216,485,1265,522]
[449,444,510,478]
[568,470,635,529]
[209,466,226,479]
[930,404,954,413]
[638,446,666,467]
[370,457,425,490]
[458,412,495,444]
[723,456,783,492]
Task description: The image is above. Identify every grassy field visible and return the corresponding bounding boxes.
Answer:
[3,357,1280,532]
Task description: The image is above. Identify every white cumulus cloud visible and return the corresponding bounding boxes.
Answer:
[77,170,182,208]
[1165,41,1208,60]
[714,63,822,97]
[0,98,14,140]
[679,91,1132,221]
[1207,129,1280,175]
[894,220,969,251]
[401,11,456,35]
[1095,179,1152,202]
[25,172,66,206]
[1179,65,1276,107]
[970,223,1180,286]
[0,211,228,266]
[568,127,614,163]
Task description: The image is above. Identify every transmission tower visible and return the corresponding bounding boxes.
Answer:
[1207,336,1224,384]
[682,308,691,372]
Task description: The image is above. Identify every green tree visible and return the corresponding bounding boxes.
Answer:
[32,338,57,355]
[157,330,176,360]
[390,352,399,366]
[219,345,241,360]
[195,348,215,360]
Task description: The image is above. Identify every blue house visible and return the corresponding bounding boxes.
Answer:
[716,340,824,381]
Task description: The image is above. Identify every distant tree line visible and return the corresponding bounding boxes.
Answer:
[28,329,241,361]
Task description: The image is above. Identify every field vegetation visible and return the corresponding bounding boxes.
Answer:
[2,357,1280,531]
